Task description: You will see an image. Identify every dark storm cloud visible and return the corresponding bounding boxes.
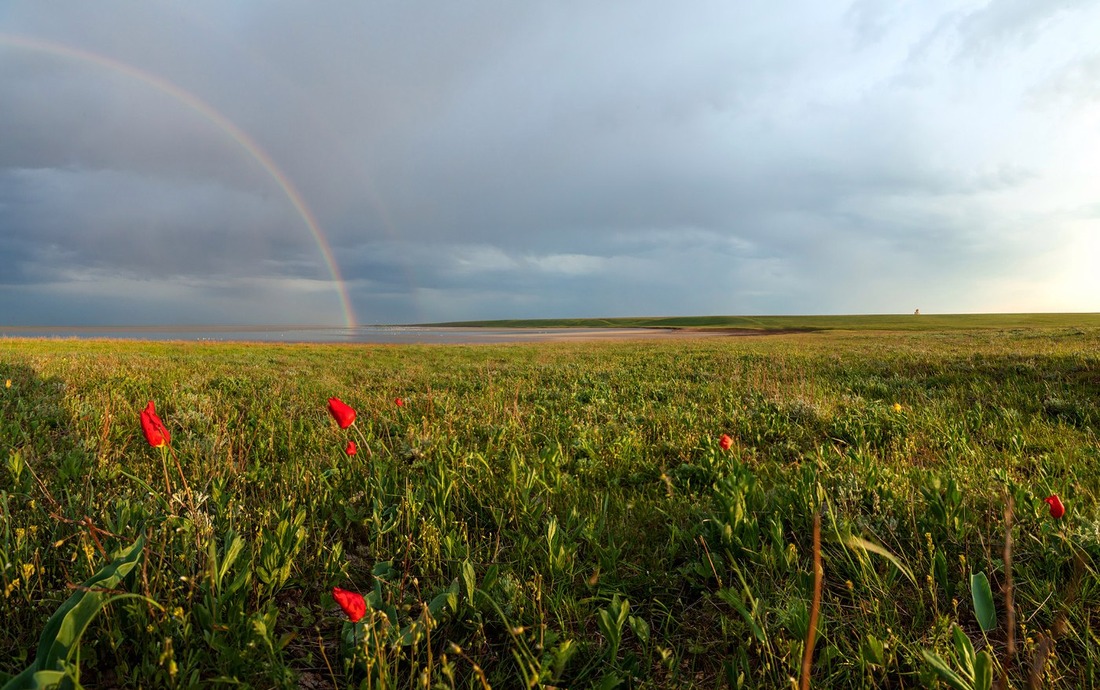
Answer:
[2,1,1098,325]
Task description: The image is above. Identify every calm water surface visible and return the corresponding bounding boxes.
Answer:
[0,325,673,344]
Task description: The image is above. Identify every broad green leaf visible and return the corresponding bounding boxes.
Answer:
[921,650,973,690]
[4,536,144,690]
[217,531,246,586]
[461,560,476,601]
[29,670,68,690]
[628,615,650,644]
[970,572,997,632]
[973,651,993,690]
[427,590,456,619]
[952,625,976,680]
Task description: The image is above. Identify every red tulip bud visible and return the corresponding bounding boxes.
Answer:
[333,587,367,622]
[327,397,356,429]
[1044,494,1065,519]
[719,434,733,451]
[140,401,170,448]
[345,441,357,456]
[395,397,404,407]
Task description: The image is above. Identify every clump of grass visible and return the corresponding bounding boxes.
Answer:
[0,327,1097,687]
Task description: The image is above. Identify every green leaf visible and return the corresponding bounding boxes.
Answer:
[934,550,952,597]
[461,560,477,603]
[28,670,69,690]
[952,625,976,680]
[550,638,577,680]
[970,572,997,632]
[628,615,650,644]
[426,590,456,619]
[716,588,766,644]
[973,651,993,690]
[921,650,973,690]
[217,532,246,587]
[3,536,144,690]
[861,634,884,667]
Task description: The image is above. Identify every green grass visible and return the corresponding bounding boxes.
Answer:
[1,328,1098,688]
[427,312,1100,332]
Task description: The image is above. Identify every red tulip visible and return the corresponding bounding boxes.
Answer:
[719,434,733,451]
[333,586,366,622]
[140,401,170,448]
[395,397,404,407]
[345,441,357,456]
[1044,494,1065,519]
[327,397,356,429]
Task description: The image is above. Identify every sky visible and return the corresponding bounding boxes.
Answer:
[1,1,1098,327]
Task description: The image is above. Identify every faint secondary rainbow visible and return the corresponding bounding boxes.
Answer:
[0,32,357,328]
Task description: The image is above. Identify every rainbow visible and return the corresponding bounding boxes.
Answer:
[0,32,357,327]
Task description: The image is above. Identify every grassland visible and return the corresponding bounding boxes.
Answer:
[1,324,1098,688]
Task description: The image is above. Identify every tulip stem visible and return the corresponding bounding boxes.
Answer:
[168,445,197,516]
[353,423,373,459]
[351,423,377,495]
[159,446,173,499]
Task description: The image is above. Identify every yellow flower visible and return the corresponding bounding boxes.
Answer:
[892,402,903,413]
[4,579,19,597]
[20,563,35,582]
[4,379,10,388]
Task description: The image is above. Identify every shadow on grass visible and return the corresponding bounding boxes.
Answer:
[0,360,108,677]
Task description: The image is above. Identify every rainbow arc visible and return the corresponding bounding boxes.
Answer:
[0,32,357,327]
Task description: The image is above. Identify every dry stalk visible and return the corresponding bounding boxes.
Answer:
[1003,494,1016,678]
[800,509,823,690]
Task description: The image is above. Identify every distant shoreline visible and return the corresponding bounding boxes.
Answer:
[2,313,1098,344]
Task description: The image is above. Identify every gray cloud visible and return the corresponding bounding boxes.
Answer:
[954,0,1094,55]
[2,1,1098,326]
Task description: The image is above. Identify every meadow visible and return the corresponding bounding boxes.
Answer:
[1,321,1098,688]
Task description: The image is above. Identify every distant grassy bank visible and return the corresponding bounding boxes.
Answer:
[427,312,1100,332]
[1,327,1098,687]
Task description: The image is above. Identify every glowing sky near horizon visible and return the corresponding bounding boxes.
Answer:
[2,1,1098,326]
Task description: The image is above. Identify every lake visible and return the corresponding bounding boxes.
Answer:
[0,325,695,344]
